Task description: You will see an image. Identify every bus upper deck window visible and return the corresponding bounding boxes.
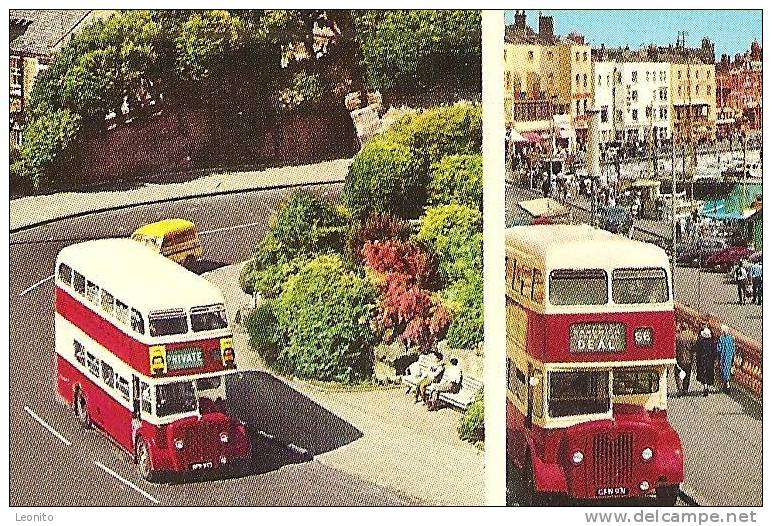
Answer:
[549,269,608,305]
[73,272,86,296]
[116,300,129,325]
[131,308,145,335]
[190,305,228,332]
[149,309,188,336]
[101,290,114,314]
[86,281,100,304]
[58,263,72,286]
[612,268,669,304]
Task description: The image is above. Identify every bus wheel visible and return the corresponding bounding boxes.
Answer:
[656,484,680,506]
[135,438,158,482]
[74,389,91,429]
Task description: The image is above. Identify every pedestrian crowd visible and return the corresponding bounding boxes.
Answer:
[733,259,763,306]
[675,322,737,397]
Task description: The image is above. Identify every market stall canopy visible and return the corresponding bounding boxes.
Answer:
[701,183,762,220]
[518,197,570,220]
[509,129,527,143]
[522,131,543,143]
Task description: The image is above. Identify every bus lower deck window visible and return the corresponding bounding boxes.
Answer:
[613,370,660,395]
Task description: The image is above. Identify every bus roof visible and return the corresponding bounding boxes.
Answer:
[505,224,670,270]
[132,218,195,238]
[57,238,223,313]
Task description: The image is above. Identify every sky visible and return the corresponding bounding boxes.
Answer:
[504,10,762,57]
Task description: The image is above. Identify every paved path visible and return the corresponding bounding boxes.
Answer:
[11,158,351,231]
[205,263,485,506]
[667,378,762,506]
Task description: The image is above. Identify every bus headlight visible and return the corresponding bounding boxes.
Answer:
[572,450,584,464]
[641,447,653,461]
[174,438,185,449]
[220,431,229,444]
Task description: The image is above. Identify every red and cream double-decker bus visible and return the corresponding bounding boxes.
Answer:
[506,224,683,505]
[55,239,251,481]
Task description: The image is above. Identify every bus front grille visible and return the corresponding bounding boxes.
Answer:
[592,432,633,486]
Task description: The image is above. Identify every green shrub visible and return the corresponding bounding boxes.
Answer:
[458,392,484,448]
[392,103,482,180]
[18,109,81,189]
[444,272,483,350]
[251,257,310,299]
[273,255,378,383]
[428,154,482,210]
[245,300,282,366]
[256,190,346,267]
[416,203,482,286]
[342,137,419,218]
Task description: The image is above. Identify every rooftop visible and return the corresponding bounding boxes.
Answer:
[10,9,92,56]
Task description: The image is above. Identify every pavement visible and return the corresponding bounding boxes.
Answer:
[205,263,485,506]
[10,158,351,231]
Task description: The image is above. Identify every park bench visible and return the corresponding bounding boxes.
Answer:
[401,354,483,412]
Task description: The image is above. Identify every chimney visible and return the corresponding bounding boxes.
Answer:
[514,10,526,31]
[539,13,554,43]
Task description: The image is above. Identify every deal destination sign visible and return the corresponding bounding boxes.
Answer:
[569,323,626,353]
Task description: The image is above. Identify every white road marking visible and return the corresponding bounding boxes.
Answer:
[24,406,71,446]
[94,461,160,504]
[19,274,54,297]
[198,221,265,236]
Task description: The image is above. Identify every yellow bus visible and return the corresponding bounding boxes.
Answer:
[131,219,202,268]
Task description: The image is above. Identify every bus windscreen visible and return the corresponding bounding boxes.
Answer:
[156,380,197,417]
[549,370,610,417]
[149,309,189,337]
[549,269,608,305]
[190,305,228,332]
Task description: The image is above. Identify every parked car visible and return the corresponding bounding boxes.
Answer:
[704,245,755,272]
[596,206,632,235]
[676,238,729,267]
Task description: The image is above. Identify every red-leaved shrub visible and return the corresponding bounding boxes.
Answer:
[361,239,436,289]
[348,212,410,263]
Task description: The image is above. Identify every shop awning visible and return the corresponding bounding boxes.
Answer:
[509,129,527,143]
[522,132,543,143]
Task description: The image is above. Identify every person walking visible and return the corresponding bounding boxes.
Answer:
[675,325,697,396]
[695,327,716,396]
[734,263,748,305]
[717,325,737,394]
[751,261,762,305]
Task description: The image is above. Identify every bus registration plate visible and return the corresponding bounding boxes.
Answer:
[597,486,628,497]
[191,461,213,470]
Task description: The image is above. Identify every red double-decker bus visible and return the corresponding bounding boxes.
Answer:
[506,224,683,505]
[55,239,251,481]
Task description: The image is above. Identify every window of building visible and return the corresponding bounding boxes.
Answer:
[677,70,682,80]
[101,361,115,388]
[598,74,601,86]
[707,86,711,96]
[646,71,650,82]
[576,74,580,87]
[583,51,588,62]
[695,85,700,96]
[528,50,534,61]
[632,108,638,121]
[583,74,587,88]
[547,51,553,60]
[631,71,638,83]
[631,90,638,102]
[10,56,22,95]
[576,100,581,114]
[678,86,682,97]
[600,105,609,123]
[576,51,580,61]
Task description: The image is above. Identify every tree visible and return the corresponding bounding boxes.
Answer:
[18,109,81,189]
[353,10,481,93]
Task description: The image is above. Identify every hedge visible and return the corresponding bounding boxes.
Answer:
[415,203,482,286]
[272,255,378,383]
[443,272,483,350]
[427,153,482,210]
[458,392,484,448]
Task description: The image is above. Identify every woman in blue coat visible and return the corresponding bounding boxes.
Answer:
[717,325,737,394]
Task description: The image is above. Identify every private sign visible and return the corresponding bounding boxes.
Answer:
[166,347,204,370]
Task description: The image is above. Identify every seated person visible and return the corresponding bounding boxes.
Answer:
[427,358,463,410]
[416,352,444,404]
